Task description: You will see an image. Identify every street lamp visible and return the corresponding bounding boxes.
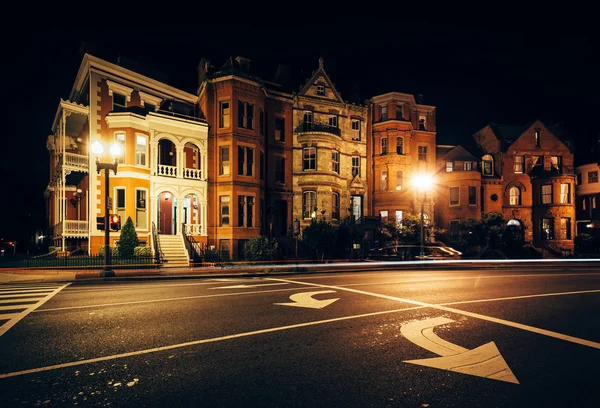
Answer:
[91,140,122,277]
[412,173,433,260]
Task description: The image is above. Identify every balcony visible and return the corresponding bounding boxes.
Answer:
[54,220,88,238]
[295,121,341,136]
[156,164,204,180]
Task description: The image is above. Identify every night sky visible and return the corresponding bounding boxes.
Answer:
[2,21,599,244]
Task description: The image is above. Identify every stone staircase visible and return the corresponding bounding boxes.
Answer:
[157,234,189,267]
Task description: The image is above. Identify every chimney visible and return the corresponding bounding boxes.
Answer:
[197,58,211,86]
[235,56,251,72]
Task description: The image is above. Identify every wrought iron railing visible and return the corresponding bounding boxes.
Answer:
[295,121,341,136]
[182,223,204,262]
[151,222,163,264]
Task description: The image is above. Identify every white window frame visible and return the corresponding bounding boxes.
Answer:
[135,134,147,167]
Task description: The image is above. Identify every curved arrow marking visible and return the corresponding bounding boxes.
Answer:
[401,317,519,384]
[274,291,339,309]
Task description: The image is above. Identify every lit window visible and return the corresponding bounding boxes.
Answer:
[381,106,387,121]
[542,218,554,240]
[464,162,472,171]
[541,184,553,204]
[219,147,230,175]
[561,218,571,240]
[115,132,125,164]
[560,183,570,204]
[136,135,147,166]
[534,129,541,147]
[510,187,521,206]
[551,156,562,172]
[332,150,340,174]
[396,137,403,154]
[418,146,428,161]
[351,120,361,141]
[220,196,230,226]
[381,138,388,155]
[317,85,325,95]
[380,210,389,223]
[328,115,338,128]
[352,156,360,177]
[446,162,453,172]
[135,190,147,229]
[588,171,598,183]
[449,187,459,206]
[396,170,403,191]
[303,147,317,171]
[303,191,317,219]
[514,155,524,173]
[381,170,388,191]
[220,101,230,128]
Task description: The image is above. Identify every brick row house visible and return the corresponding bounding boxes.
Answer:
[45,52,577,263]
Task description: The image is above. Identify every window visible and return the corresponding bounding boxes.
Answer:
[588,171,598,183]
[449,186,459,206]
[541,184,553,204]
[303,147,317,171]
[551,156,562,172]
[381,138,388,155]
[303,191,317,219]
[220,196,230,226]
[332,150,340,174]
[514,155,524,173]
[135,189,147,229]
[115,132,125,164]
[532,155,543,168]
[396,137,403,154]
[352,156,360,178]
[381,106,387,121]
[381,170,388,191]
[449,220,460,239]
[260,109,265,136]
[219,101,230,128]
[418,146,427,161]
[380,210,389,223]
[395,210,403,227]
[275,157,285,183]
[534,129,541,147]
[469,186,477,205]
[116,188,126,222]
[328,115,338,128]
[464,162,472,171]
[317,85,325,95]
[577,173,582,185]
[561,218,571,240]
[332,192,340,220]
[351,120,361,141]
[260,152,264,181]
[482,155,493,175]
[303,111,313,131]
[419,115,426,130]
[350,195,363,220]
[510,187,521,206]
[446,162,453,172]
[395,104,403,120]
[219,239,230,260]
[238,146,254,176]
[238,101,254,129]
[219,146,230,175]
[560,183,570,203]
[113,93,126,110]
[238,196,254,227]
[136,135,147,166]
[396,170,403,191]
[144,102,155,112]
[542,218,554,240]
[275,117,285,141]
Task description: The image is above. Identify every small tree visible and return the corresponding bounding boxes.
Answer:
[244,237,279,261]
[335,217,365,258]
[118,216,138,258]
[302,218,336,261]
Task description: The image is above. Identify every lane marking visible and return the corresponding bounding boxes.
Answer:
[0,305,427,379]
[35,287,313,312]
[274,291,339,309]
[210,283,289,289]
[401,317,519,384]
[0,283,71,337]
[268,278,600,350]
[63,280,241,294]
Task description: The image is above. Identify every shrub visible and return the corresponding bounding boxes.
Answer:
[244,237,279,261]
[118,217,138,258]
[134,246,152,257]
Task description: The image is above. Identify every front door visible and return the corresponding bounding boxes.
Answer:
[159,192,173,234]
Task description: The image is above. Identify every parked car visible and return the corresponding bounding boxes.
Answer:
[369,244,462,261]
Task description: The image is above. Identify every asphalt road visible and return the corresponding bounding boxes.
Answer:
[0,266,599,407]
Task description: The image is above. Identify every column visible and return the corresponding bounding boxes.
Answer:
[201,201,208,235]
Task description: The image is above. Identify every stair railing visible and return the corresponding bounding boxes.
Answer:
[181,223,203,263]
[151,222,164,265]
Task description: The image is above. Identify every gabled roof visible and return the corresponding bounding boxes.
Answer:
[437,145,480,162]
[298,58,344,103]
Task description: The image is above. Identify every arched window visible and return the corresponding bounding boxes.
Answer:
[509,186,521,206]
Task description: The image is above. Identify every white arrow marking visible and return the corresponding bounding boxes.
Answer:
[401,317,519,384]
[274,290,339,309]
[210,283,289,289]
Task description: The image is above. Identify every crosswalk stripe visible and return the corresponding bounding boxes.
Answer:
[0,283,71,337]
[0,298,44,304]
[0,289,57,295]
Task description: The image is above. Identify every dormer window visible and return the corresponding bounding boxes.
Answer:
[317,85,325,96]
[482,154,493,176]
[419,115,427,130]
[534,129,541,147]
[381,106,388,121]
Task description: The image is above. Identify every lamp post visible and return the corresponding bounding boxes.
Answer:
[412,174,433,260]
[91,140,122,277]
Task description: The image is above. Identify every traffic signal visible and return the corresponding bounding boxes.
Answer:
[97,216,105,230]
[109,214,121,231]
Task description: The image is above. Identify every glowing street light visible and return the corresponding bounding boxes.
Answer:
[412,173,433,260]
[91,140,122,277]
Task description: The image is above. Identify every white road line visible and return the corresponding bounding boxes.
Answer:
[269,278,600,350]
[64,280,237,294]
[0,289,57,295]
[0,293,58,299]
[0,305,426,379]
[35,287,314,312]
[0,305,29,311]
[440,289,600,306]
[0,298,42,304]
[0,283,71,337]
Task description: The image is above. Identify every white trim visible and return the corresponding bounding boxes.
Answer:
[138,91,162,109]
[106,80,133,101]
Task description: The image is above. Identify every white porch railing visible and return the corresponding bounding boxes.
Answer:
[157,164,177,177]
[64,153,89,170]
[54,220,88,238]
[184,223,203,235]
[183,167,203,180]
